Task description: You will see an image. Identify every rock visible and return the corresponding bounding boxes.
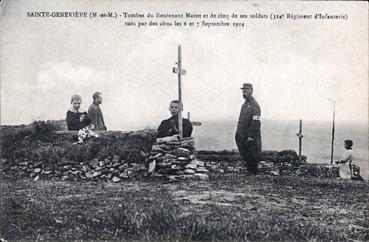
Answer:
[82,165,90,172]
[33,161,44,167]
[277,150,298,162]
[133,164,146,172]
[216,169,224,173]
[62,174,74,181]
[168,174,195,181]
[112,155,120,162]
[168,175,179,182]
[118,164,128,171]
[209,165,219,170]
[194,173,209,180]
[174,148,190,158]
[176,170,185,175]
[177,157,189,161]
[92,171,102,177]
[151,145,162,152]
[34,168,42,173]
[34,175,40,181]
[171,164,182,170]
[148,160,156,173]
[112,162,120,167]
[184,169,196,174]
[225,167,235,173]
[261,150,279,161]
[194,160,205,167]
[85,172,93,178]
[127,171,138,178]
[119,172,129,179]
[270,170,280,176]
[196,167,209,173]
[149,153,162,160]
[180,138,195,149]
[156,135,179,144]
[106,174,112,179]
[112,176,121,183]
[95,166,104,171]
[153,172,164,177]
[185,163,197,169]
[44,170,52,175]
[157,162,171,168]
[99,161,105,167]
[164,154,176,159]
[75,171,82,176]
[112,170,121,176]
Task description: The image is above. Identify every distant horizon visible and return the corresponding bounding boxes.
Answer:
[1,117,367,130]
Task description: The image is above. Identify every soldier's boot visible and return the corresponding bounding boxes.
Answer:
[247,162,258,175]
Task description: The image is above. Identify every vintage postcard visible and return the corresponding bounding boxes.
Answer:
[0,0,368,241]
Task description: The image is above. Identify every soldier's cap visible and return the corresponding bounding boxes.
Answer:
[241,83,253,90]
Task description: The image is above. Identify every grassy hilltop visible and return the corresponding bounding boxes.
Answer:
[1,175,368,241]
[1,121,368,241]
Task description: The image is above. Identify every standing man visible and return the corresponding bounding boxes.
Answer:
[88,92,107,131]
[235,83,262,175]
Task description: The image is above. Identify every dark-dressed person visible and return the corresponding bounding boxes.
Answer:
[235,83,262,175]
[66,94,91,131]
[88,92,107,131]
[157,100,193,138]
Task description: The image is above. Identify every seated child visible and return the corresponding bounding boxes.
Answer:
[157,100,193,138]
[66,94,91,131]
[335,140,353,179]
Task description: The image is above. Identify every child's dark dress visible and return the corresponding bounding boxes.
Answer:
[66,111,91,131]
[157,116,193,138]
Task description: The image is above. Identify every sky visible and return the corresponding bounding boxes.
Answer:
[0,0,368,131]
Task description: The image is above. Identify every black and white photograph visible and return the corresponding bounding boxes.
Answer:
[0,0,368,241]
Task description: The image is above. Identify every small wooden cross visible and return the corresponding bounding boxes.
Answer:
[296,119,303,161]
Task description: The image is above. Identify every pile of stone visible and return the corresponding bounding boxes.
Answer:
[292,163,339,178]
[148,135,209,181]
[1,155,147,183]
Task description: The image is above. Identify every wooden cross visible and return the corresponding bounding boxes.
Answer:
[187,112,202,126]
[172,45,186,139]
[296,119,303,161]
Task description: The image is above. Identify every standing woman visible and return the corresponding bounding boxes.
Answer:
[66,95,91,131]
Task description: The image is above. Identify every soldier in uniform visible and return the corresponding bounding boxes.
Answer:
[235,83,262,175]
